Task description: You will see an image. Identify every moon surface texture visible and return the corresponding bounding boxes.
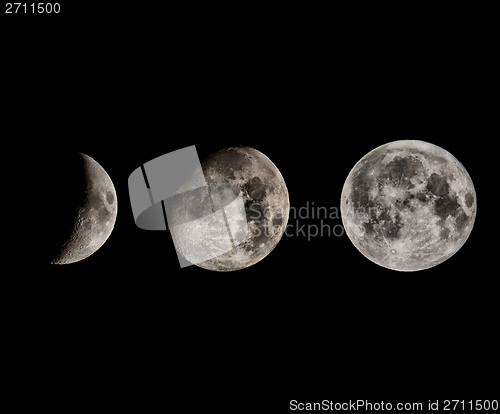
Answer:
[171,147,289,272]
[341,140,476,271]
[51,153,117,264]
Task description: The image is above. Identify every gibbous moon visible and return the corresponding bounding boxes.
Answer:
[170,146,289,272]
[198,147,289,271]
[341,140,476,271]
[51,153,117,264]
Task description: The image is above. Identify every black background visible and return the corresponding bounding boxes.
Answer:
[3,2,496,404]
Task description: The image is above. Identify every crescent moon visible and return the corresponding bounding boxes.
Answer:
[51,153,117,264]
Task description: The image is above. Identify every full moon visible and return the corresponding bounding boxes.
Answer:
[51,152,117,264]
[341,140,476,271]
[170,146,289,272]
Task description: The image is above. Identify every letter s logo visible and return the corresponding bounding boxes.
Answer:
[128,146,248,268]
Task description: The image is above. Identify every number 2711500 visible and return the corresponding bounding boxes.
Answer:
[5,3,60,13]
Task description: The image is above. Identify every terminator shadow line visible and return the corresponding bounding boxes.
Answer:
[128,146,248,268]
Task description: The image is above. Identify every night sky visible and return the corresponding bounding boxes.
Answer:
[3,4,495,401]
